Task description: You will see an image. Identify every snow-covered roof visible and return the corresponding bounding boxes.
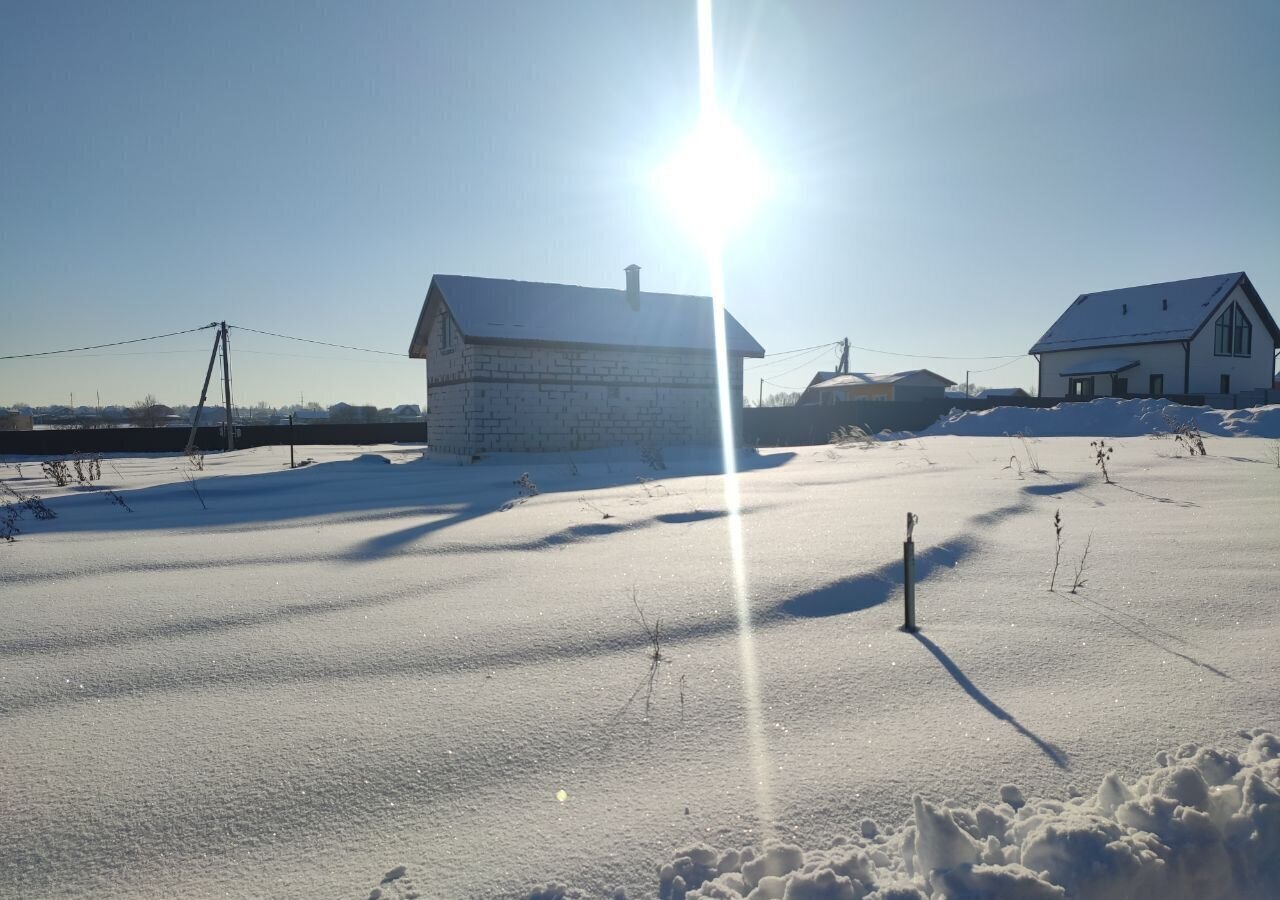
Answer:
[810,369,955,390]
[1058,358,1139,376]
[1029,272,1277,354]
[977,387,1030,398]
[408,275,764,358]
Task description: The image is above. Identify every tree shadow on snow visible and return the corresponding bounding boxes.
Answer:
[1056,591,1229,679]
[654,509,727,524]
[910,632,1070,769]
[20,449,794,544]
[779,539,975,618]
[1108,482,1199,508]
[1020,479,1088,497]
[342,454,788,561]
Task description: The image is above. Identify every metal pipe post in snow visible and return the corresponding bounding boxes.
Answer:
[903,512,919,632]
[289,413,296,469]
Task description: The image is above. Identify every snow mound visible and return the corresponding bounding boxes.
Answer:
[567,731,1280,900]
[915,399,1280,438]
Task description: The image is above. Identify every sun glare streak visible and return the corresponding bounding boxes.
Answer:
[694,0,776,834]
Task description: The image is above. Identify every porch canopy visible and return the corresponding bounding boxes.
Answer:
[1058,358,1139,377]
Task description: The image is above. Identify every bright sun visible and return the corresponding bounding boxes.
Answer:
[655,109,770,246]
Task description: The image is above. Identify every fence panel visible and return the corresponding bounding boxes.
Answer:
[0,422,428,456]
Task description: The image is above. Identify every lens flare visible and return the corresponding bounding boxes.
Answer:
[683,0,776,833]
[655,110,769,245]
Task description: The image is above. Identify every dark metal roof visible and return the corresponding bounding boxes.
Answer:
[1029,272,1278,354]
[409,275,765,358]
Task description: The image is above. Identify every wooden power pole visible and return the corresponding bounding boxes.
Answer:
[220,321,235,451]
[185,327,223,454]
[838,337,850,374]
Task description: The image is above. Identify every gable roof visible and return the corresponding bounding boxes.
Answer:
[1029,272,1278,354]
[810,369,956,389]
[408,275,764,358]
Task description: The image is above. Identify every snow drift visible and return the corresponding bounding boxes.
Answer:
[536,731,1280,900]
[915,399,1280,439]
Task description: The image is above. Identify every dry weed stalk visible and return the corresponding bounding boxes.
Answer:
[1070,531,1093,594]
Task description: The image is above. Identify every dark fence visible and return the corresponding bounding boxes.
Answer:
[0,422,428,456]
[742,395,1203,447]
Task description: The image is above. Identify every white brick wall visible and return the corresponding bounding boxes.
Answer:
[425,338,745,455]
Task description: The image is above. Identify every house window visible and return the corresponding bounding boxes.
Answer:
[1113,377,1128,396]
[1214,302,1252,356]
[1149,374,1164,396]
[440,314,456,350]
[1068,376,1095,399]
[1220,374,1230,394]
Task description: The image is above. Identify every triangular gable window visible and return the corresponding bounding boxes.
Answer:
[1213,302,1252,357]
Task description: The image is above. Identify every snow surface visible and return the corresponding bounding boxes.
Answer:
[2,423,1278,899]
[915,398,1280,439]
[622,729,1280,899]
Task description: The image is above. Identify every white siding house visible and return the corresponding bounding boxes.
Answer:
[407,269,764,456]
[1030,272,1279,401]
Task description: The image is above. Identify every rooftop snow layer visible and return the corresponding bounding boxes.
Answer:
[811,369,955,389]
[1029,272,1243,353]
[412,275,765,357]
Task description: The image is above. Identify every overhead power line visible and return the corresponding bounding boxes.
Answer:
[745,342,841,370]
[0,323,218,360]
[847,342,1023,361]
[755,345,837,385]
[229,325,406,357]
[755,341,841,359]
[968,355,1027,375]
[235,348,410,363]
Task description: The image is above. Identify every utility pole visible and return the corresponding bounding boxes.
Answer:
[965,369,970,398]
[838,337,850,375]
[759,378,763,407]
[220,321,235,451]
[186,326,223,454]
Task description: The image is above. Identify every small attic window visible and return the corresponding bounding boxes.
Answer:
[440,313,456,350]
[1162,298,1168,310]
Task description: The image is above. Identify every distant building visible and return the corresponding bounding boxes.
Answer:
[1030,272,1278,399]
[392,404,423,419]
[407,267,764,455]
[291,409,329,423]
[976,387,1031,399]
[797,369,956,405]
[0,409,34,431]
[328,403,379,423]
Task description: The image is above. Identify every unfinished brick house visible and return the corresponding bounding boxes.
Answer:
[407,267,765,456]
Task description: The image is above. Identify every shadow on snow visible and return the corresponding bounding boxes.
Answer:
[910,631,1070,769]
[780,539,975,618]
[14,448,796,544]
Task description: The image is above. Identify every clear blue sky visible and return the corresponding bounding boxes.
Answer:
[3,0,1278,407]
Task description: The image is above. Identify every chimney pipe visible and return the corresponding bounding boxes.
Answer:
[625,264,641,310]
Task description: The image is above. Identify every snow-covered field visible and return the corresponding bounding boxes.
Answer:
[3,404,1279,898]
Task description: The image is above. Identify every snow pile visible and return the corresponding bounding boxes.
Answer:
[916,399,1280,438]
[615,731,1280,900]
